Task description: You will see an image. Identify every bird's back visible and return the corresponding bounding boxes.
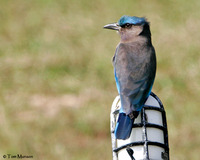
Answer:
[114,41,156,115]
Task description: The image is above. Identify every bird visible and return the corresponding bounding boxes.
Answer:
[104,16,156,140]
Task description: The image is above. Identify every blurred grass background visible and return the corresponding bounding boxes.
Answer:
[0,0,200,159]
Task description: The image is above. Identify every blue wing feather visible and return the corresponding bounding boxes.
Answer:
[114,69,120,94]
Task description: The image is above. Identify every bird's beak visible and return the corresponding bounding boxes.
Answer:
[103,23,120,31]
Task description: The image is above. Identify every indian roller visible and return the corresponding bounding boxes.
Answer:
[104,16,156,140]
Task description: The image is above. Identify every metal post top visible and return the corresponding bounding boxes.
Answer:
[110,92,169,160]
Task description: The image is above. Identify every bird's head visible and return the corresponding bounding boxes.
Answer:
[104,15,151,42]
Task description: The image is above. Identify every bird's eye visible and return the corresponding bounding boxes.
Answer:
[123,23,132,28]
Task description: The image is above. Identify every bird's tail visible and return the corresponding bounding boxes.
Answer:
[114,111,139,140]
[114,113,134,140]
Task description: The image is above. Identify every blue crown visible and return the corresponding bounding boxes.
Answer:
[118,16,147,26]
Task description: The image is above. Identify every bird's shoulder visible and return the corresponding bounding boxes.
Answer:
[116,42,152,57]
[114,43,146,67]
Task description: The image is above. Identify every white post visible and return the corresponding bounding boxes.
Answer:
[110,92,169,160]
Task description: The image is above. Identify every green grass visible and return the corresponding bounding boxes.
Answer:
[0,0,200,159]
